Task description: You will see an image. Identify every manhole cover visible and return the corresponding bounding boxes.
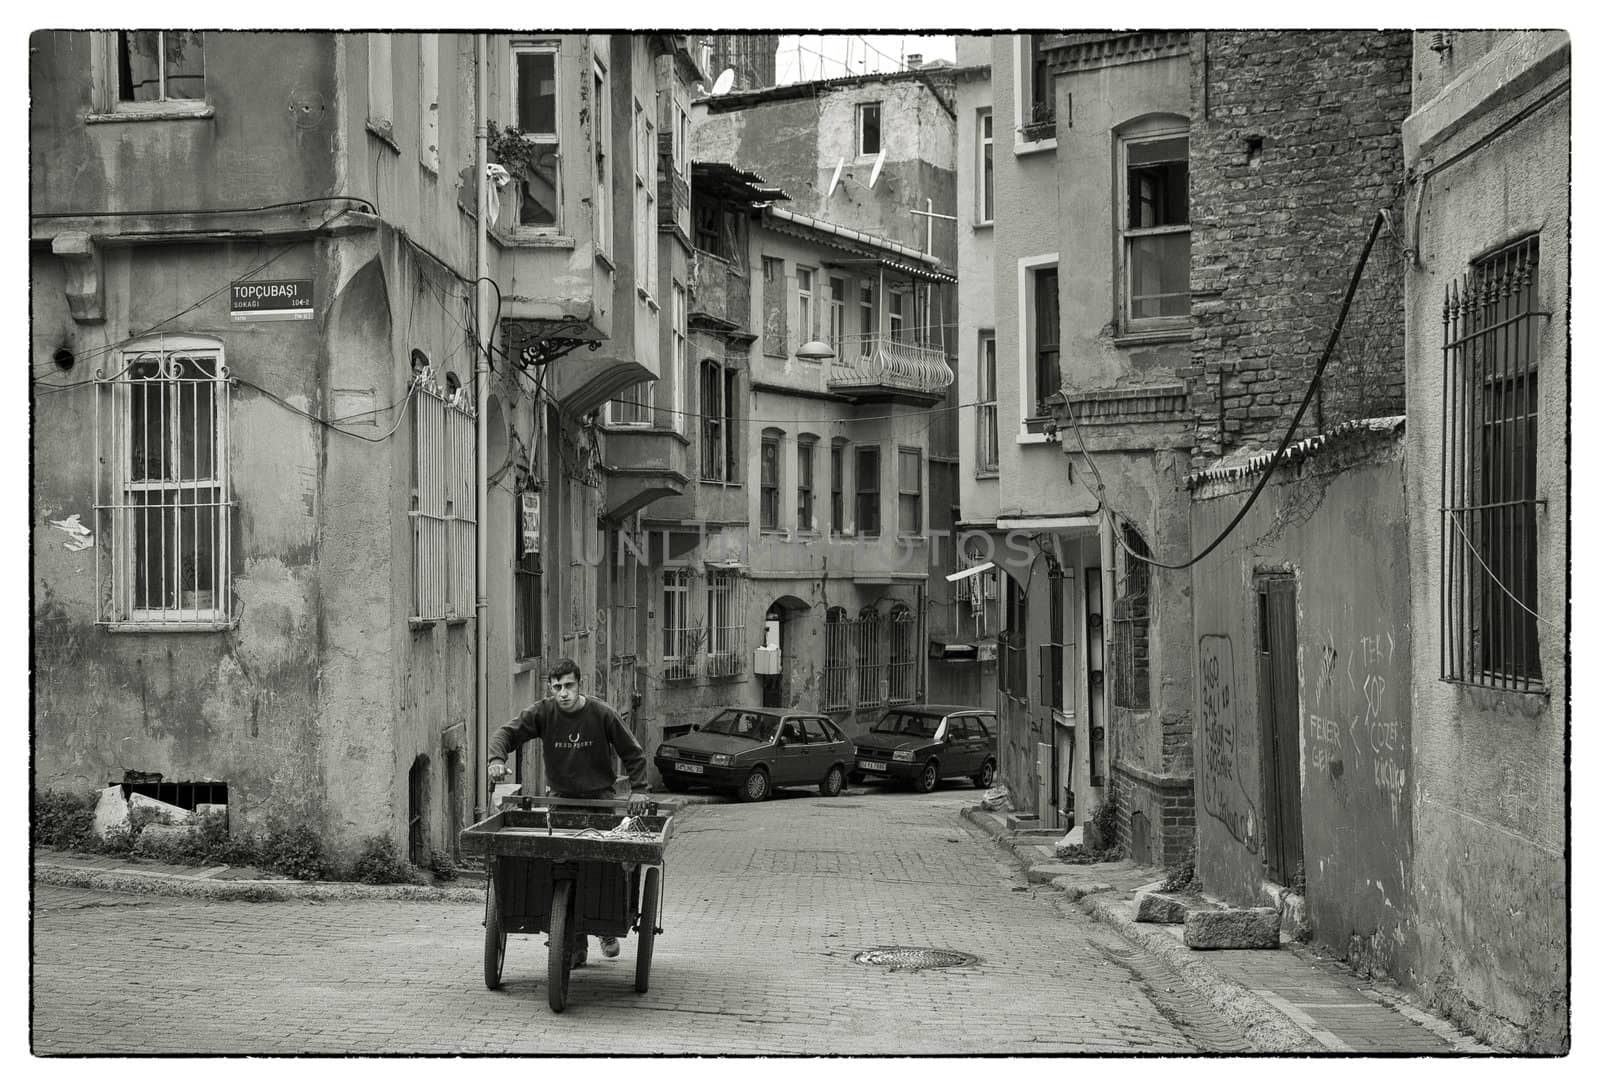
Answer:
[851,946,979,970]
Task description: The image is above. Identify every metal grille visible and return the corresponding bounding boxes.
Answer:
[704,570,744,678]
[412,382,476,621]
[661,568,696,680]
[94,340,232,626]
[852,947,978,971]
[887,605,917,704]
[823,607,851,712]
[1441,235,1543,689]
[855,608,885,709]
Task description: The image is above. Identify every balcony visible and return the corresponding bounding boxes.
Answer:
[688,250,751,333]
[604,427,692,522]
[827,339,954,405]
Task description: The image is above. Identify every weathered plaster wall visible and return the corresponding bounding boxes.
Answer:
[1190,439,1413,983]
[1402,31,1569,1054]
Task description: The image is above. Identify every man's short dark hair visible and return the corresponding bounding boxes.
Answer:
[548,657,582,684]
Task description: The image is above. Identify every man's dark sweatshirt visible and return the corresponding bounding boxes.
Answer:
[488,697,648,797]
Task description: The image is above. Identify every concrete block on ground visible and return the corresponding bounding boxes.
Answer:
[1134,890,1190,924]
[128,793,196,830]
[92,786,130,839]
[1056,826,1084,850]
[1184,906,1281,949]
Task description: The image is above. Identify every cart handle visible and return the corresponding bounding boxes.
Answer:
[518,794,680,814]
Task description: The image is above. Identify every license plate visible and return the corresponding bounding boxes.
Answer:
[859,760,886,772]
[674,762,704,774]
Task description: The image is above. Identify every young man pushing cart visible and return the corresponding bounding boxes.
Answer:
[487,657,651,964]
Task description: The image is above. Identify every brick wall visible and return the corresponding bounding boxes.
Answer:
[1185,31,1412,462]
[1114,764,1194,869]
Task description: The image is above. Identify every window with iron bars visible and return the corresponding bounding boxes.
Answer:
[412,381,477,621]
[1441,235,1544,689]
[705,569,745,678]
[823,606,852,713]
[661,567,696,680]
[1112,524,1151,709]
[94,337,232,627]
[855,607,886,709]
[887,605,918,704]
[953,550,997,637]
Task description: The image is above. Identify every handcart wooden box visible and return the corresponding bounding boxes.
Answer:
[461,796,675,1012]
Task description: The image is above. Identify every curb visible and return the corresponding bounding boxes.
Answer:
[34,862,487,903]
[961,806,1320,1053]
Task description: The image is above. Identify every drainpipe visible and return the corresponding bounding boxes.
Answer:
[474,32,491,822]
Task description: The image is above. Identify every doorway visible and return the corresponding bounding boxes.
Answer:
[1257,577,1304,886]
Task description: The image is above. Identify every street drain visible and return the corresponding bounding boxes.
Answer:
[851,946,979,971]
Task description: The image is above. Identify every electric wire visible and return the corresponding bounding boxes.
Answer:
[1445,510,1557,629]
[1057,210,1392,573]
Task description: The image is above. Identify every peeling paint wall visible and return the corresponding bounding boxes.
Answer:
[1190,438,1414,985]
[1402,31,1569,1054]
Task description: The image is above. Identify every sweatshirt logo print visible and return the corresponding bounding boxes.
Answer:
[554,730,594,751]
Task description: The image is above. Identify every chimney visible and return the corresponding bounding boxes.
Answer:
[905,53,922,69]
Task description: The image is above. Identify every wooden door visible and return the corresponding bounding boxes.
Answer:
[1257,578,1304,885]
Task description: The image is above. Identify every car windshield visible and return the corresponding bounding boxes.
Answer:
[871,712,940,738]
[700,710,779,742]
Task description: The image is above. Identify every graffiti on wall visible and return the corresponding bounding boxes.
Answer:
[1307,624,1407,824]
[1198,634,1259,853]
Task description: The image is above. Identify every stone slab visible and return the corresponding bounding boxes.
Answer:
[1185,907,1282,950]
[92,786,130,839]
[1135,890,1190,924]
[128,793,196,830]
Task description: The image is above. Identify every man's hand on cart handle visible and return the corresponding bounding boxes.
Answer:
[627,791,651,816]
[488,759,512,783]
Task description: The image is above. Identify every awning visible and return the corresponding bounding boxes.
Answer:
[995,513,1100,531]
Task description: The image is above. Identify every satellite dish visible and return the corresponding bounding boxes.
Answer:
[826,157,845,197]
[710,68,735,96]
[867,149,886,189]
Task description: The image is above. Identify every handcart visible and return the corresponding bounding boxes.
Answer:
[460,794,676,1012]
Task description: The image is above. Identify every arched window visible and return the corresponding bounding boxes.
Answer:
[96,335,232,626]
[760,427,784,530]
[823,606,851,713]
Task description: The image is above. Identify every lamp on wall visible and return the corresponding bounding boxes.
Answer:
[796,339,836,362]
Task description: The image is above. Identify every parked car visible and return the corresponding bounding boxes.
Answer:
[850,705,998,793]
[654,707,856,802]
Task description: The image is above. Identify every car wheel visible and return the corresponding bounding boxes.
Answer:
[972,759,996,789]
[819,765,845,797]
[738,766,770,803]
[913,759,939,793]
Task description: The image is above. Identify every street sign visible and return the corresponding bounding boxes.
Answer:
[230,279,314,321]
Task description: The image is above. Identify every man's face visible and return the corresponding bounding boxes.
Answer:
[548,673,580,710]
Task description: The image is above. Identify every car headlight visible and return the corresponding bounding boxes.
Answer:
[658,745,678,760]
[710,754,731,767]
[892,749,915,762]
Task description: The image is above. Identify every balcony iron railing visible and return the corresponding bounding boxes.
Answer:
[827,339,954,397]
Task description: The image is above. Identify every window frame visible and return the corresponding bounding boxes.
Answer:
[855,445,882,538]
[1117,121,1191,337]
[515,490,543,661]
[661,567,695,679]
[857,101,883,158]
[858,279,876,356]
[93,31,211,119]
[830,438,848,536]
[762,256,788,358]
[699,358,739,483]
[976,330,999,474]
[759,429,783,531]
[977,108,994,223]
[796,266,816,348]
[796,436,817,533]
[671,281,688,435]
[95,335,232,629]
[827,275,847,352]
[509,38,563,233]
[591,60,611,256]
[897,446,923,537]
[1015,255,1061,438]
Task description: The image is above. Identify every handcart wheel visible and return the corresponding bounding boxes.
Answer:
[483,873,506,990]
[634,867,660,994]
[547,878,575,1013]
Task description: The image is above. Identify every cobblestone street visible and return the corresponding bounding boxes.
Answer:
[33,788,1246,1055]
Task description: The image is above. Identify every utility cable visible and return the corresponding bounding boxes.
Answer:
[1445,510,1557,629]
[1058,209,1392,572]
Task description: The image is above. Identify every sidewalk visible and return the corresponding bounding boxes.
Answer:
[961,806,1496,1054]
[32,789,726,904]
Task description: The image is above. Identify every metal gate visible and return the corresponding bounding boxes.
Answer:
[1257,578,1304,886]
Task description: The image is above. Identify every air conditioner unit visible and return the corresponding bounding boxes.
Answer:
[753,645,781,675]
